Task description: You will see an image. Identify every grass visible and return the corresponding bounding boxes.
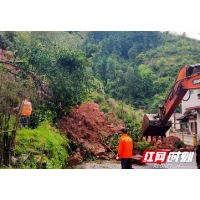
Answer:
[15,122,69,169]
[100,98,143,123]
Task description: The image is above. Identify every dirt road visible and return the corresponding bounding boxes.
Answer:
[74,156,198,169]
[74,160,151,169]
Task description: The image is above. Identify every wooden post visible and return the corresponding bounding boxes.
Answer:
[193,133,197,147]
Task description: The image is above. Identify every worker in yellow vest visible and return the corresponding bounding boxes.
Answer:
[18,99,32,128]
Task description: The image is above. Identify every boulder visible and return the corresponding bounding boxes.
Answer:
[19,154,29,163]
[68,153,83,167]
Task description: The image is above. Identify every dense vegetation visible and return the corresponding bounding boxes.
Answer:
[0,31,96,128]
[2,31,199,115]
[81,31,200,112]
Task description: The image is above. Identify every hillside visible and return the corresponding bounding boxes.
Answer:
[80,31,200,112]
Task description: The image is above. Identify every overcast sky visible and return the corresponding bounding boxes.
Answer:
[170,31,200,40]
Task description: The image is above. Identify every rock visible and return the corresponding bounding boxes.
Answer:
[19,154,29,163]
[98,155,108,160]
[11,157,18,165]
[68,153,83,167]
[132,155,143,165]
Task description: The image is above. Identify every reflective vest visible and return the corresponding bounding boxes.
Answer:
[118,134,133,158]
[19,99,32,116]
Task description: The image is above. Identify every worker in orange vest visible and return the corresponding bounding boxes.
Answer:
[18,99,32,128]
[117,127,133,169]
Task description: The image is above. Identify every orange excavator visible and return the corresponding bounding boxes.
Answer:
[141,63,200,141]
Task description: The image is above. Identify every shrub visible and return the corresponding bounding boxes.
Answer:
[93,93,104,104]
[111,133,122,151]
[173,141,184,149]
[123,113,142,142]
[137,141,150,154]
[148,146,156,151]
[100,106,110,113]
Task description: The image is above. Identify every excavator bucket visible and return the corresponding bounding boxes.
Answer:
[140,114,172,141]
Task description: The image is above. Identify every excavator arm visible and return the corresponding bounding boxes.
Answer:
[141,63,200,140]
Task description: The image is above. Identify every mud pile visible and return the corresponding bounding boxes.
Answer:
[60,102,124,159]
[149,136,194,151]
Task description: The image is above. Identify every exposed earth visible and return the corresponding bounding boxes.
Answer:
[60,102,124,164]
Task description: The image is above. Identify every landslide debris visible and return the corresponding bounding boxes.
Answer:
[133,136,194,165]
[60,102,124,165]
[147,136,194,152]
